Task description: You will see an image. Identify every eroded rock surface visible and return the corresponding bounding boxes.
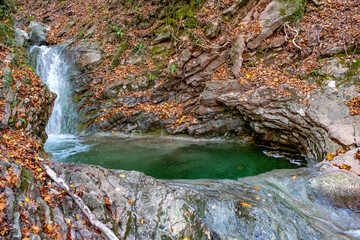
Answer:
[4,148,360,239]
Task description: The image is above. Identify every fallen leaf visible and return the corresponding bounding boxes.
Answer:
[256,197,261,200]
[119,174,125,178]
[25,197,30,202]
[0,202,6,210]
[292,176,296,182]
[254,187,260,190]
[326,153,333,160]
[129,199,133,205]
[239,201,251,207]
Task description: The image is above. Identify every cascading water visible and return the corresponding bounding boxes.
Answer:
[30,45,90,158]
[30,45,75,135]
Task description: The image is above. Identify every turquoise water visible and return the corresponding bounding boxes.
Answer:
[45,135,306,180]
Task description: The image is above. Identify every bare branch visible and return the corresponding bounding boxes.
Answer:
[44,165,119,240]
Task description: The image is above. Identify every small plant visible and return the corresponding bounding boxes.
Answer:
[111,26,125,38]
[4,70,14,85]
[24,77,31,84]
[171,64,176,75]
[310,69,319,75]
[86,6,93,13]
[131,42,145,54]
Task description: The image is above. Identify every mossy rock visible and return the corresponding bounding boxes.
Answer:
[20,168,34,192]
[151,43,173,57]
[110,40,128,69]
[185,15,197,28]
[173,5,191,20]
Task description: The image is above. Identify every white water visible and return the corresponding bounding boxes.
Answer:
[30,45,91,156]
[30,45,73,134]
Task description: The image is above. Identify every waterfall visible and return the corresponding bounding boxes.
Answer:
[30,45,76,135]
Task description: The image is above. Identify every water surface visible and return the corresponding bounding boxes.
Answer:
[45,135,305,180]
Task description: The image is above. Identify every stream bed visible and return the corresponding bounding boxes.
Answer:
[45,134,306,179]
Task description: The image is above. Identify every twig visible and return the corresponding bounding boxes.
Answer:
[44,165,119,240]
[317,26,324,43]
[284,23,302,51]
[350,45,358,70]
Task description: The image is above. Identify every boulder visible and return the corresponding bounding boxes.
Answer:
[73,42,103,70]
[14,28,29,46]
[28,21,50,45]
[318,58,350,79]
[247,0,306,49]
[204,20,220,39]
[154,31,171,44]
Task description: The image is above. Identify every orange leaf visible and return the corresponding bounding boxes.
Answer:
[105,199,110,205]
[239,201,251,207]
[326,153,333,160]
[253,187,260,190]
[0,202,6,210]
[292,176,296,182]
[129,199,133,205]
